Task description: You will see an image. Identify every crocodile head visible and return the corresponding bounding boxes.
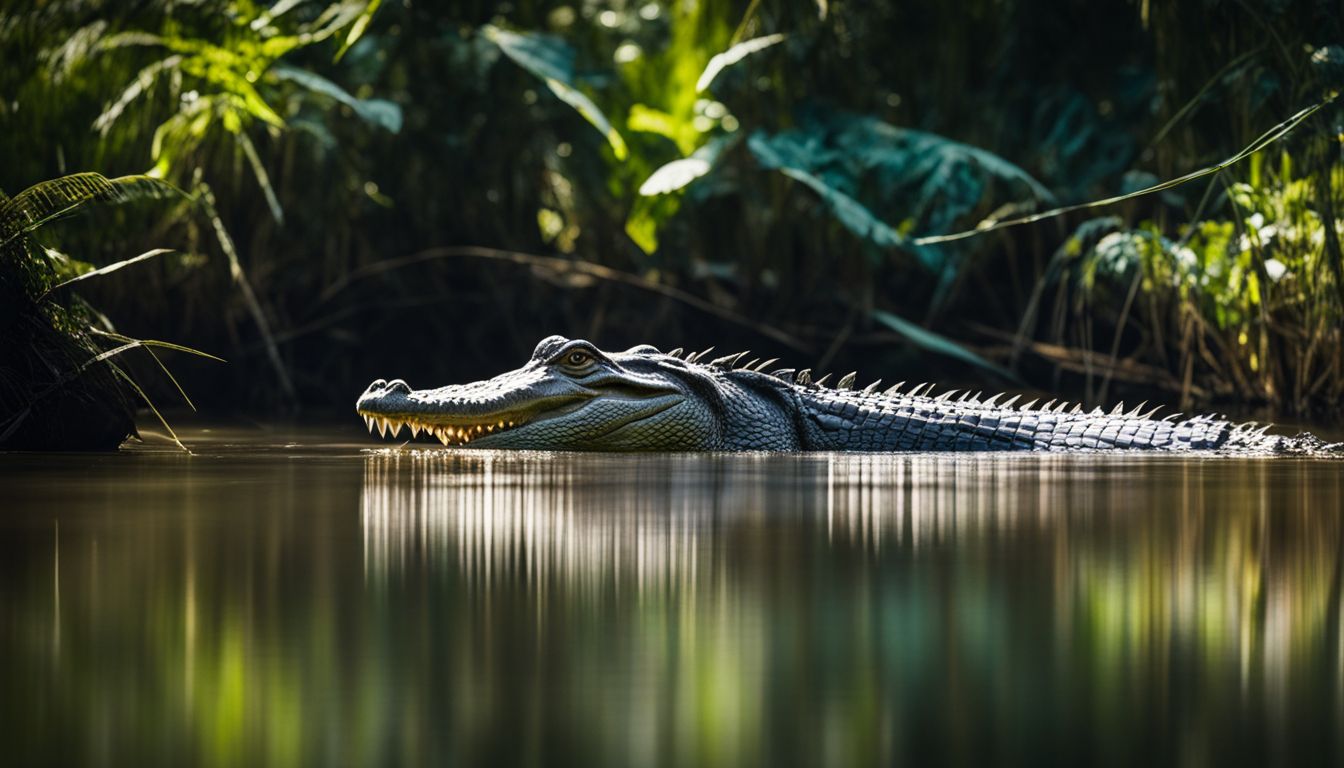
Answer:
[356,335,721,450]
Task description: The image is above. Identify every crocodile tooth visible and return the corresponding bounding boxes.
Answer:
[377,419,388,438]
[391,421,403,438]
[837,372,856,390]
[410,424,421,438]
[364,415,374,432]
[436,429,450,446]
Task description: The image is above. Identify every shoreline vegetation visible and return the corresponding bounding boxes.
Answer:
[1,0,1342,449]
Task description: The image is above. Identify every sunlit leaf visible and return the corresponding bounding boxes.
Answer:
[871,309,1020,382]
[543,78,628,159]
[628,104,699,154]
[696,33,786,93]
[638,136,735,196]
[41,249,176,298]
[640,159,711,196]
[0,173,185,252]
[335,0,383,62]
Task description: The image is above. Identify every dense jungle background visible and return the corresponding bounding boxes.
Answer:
[2,0,1343,448]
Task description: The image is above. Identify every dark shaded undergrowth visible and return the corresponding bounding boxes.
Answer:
[1,0,1342,448]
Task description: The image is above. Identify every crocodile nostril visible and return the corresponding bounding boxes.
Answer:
[370,379,387,390]
[387,379,411,394]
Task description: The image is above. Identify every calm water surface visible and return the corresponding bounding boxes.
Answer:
[3,424,1343,766]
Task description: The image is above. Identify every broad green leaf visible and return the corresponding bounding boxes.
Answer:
[638,136,734,196]
[483,25,627,159]
[273,65,402,132]
[628,104,699,154]
[481,24,573,82]
[543,79,628,159]
[696,34,786,93]
[625,191,682,254]
[748,132,940,270]
[639,159,711,196]
[871,309,1020,382]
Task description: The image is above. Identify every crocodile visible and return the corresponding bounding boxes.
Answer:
[355,335,1340,453]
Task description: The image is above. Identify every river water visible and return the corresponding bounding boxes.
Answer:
[3,424,1343,766]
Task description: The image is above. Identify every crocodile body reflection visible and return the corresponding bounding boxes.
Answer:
[358,450,1344,766]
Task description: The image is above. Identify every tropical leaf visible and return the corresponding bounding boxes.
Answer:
[638,136,735,196]
[696,33,787,93]
[273,64,402,132]
[40,249,176,298]
[0,173,185,252]
[482,24,627,159]
[748,131,941,270]
[93,55,184,134]
[481,24,573,82]
[639,159,712,196]
[335,0,383,61]
[871,309,1020,382]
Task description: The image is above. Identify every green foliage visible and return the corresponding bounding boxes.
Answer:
[86,0,396,221]
[0,172,215,449]
[484,24,628,160]
[4,0,1343,425]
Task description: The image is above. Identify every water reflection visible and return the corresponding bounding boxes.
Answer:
[358,451,1344,766]
[3,443,1342,766]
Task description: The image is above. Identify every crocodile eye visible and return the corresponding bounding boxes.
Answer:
[565,351,592,367]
